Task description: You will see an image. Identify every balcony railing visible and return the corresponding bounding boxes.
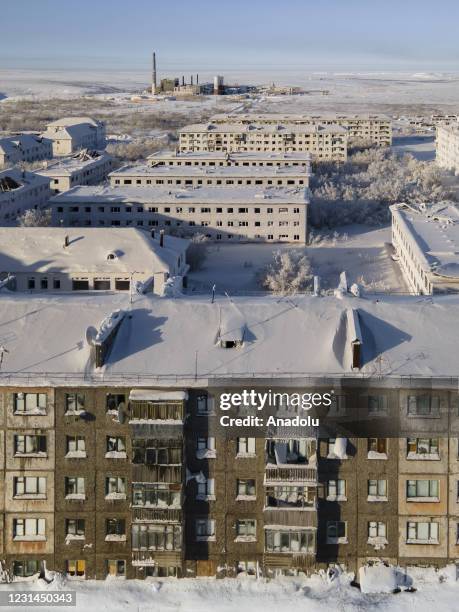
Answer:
[264,466,317,484]
[263,508,317,528]
[132,507,182,523]
[131,550,182,566]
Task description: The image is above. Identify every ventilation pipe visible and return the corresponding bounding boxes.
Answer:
[159,229,165,247]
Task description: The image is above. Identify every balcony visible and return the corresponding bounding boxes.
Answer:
[132,507,182,523]
[263,508,317,528]
[264,466,317,485]
[131,550,182,566]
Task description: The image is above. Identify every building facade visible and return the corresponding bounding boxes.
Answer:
[209,113,392,147]
[0,169,51,223]
[0,135,53,169]
[41,118,106,156]
[36,151,113,194]
[178,123,347,162]
[50,185,309,243]
[436,124,459,174]
[148,151,313,168]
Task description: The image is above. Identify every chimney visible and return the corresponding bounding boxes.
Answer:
[152,51,157,95]
[182,75,185,87]
[159,229,164,247]
[346,309,363,370]
[196,74,199,84]
[191,75,193,85]
[63,235,69,248]
[151,229,156,239]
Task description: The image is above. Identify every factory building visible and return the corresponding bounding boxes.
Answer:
[50,184,309,243]
[178,123,348,162]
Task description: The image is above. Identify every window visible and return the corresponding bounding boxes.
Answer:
[196,437,216,458]
[367,438,387,457]
[106,436,126,456]
[94,279,111,290]
[195,519,215,540]
[407,521,439,544]
[132,524,182,550]
[13,560,41,578]
[106,560,125,577]
[105,477,126,498]
[13,476,46,498]
[368,395,388,415]
[40,277,48,290]
[197,478,215,500]
[13,518,45,540]
[66,560,85,578]
[14,434,47,456]
[197,394,212,415]
[106,393,126,413]
[265,529,314,553]
[236,561,256,576]
[368,521,386,540]
[326,521,347,544]
[132,483,181,507]
[106,518,126,538]
[406,479,439,500]
[53,279,61,289]
[327,479,346,500]
[65,393,85,414]
[407,395,440,416]
[66,435,86,456]
[236,519,256,540]
[13,392,47,415]
[237,479,256,498]
[237,437,255,456]
[72,279,89,291]
[368,479,387,500]
[407,438,439,459]
[66,519,85,537]
[65,477,85,498]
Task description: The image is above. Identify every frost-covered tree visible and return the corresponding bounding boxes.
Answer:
[258,250,313,295]
[186,233,209,271]
[17,208,51,227]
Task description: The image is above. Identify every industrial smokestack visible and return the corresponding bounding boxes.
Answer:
[196,74,199,84]
[159,229,164,247]
[182,75,185,86]
[191,75,193,85]
[152,51,157,95]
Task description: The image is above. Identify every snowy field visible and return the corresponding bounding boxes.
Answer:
[187,226,408,295]
[391,134,436,161]
[1,566,459,612]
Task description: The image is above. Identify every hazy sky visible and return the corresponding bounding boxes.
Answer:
[2,0,459,72]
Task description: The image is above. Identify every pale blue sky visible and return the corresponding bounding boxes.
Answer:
[2,0,459,71]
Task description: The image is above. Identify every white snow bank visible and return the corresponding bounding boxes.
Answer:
[95,310,125,343]
[359,564,397,594]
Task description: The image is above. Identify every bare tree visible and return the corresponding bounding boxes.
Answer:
[186,233,209,271]
[258,250,313,295]
[17,208,51,227]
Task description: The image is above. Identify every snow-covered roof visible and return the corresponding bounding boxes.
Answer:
[148,151,313,162]
[0,168,50,201]
[46,117,103,128]
[0,293,459,385]
[110,163,310,179]
[180,123,348,135]
[129,390,188,402]
[0,134,51,156]
[51,185,308,205]
[36,151,111,178]
[0,227,188,275]
[391,202,459,279]
[210,113,391,123]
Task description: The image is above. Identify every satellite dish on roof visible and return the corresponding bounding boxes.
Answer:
[86,326,97,346]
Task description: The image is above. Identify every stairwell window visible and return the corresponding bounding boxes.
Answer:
[237,479,256,499]
[235,519,256,542]
[196,519,215,541]
[65,393,85,415]
[105,477,126,499]
[326,521,348,544]
[197,478,215,501]
[65,477,85,500]
[326,479,346,501]
[237,437,256,456]
[106,436,126,458]
[368,479,387,501]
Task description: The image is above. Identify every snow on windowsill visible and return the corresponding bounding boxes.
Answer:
[236,495,257,502]
[367,451,388,460]
[66,493,86,501]
[65,450,87,459]
[13,494,46,500]
[326,495,347,502]
[105,534,127,542]
[367,536,388,549]
[234,536,257,543]
[196,494,216,502]
[406,538,439,545]
[196,449,216,459]
[196,535,216,542]
[406,452,440,461]
[367,496,388,502]
[13,535,46,542]
[14,452,47,458]
[326,537,348,544]
[236,453,256,459]
[105,451,127,459]
[326,454,348,460]
[407,496,439,502]
[105,493,126,500]
[65,534,85,544]
[13,410,47,416]
[65,410,86,417]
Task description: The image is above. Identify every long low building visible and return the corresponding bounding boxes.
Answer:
[109,163,310,189]
[436,124,459,174]
[0,168,51,223]
[36,150,113,194]
[0,292,459,579]
[50,185,309,243]
[0,134,53,168]
[178,122,348,162]
[0,227,189,295]
[148,151,313,168]
[391,201,459,295]
[210,112,392,147]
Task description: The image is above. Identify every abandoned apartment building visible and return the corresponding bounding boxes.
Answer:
[1,293,459,579]
[0,168,51,223]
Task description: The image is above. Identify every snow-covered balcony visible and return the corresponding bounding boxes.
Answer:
[128,390,187,437]
[264,440,317,485]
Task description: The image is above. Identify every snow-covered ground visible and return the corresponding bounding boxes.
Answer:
[187,226,407,294]
[391,134,436,161]
[1,565,459,612]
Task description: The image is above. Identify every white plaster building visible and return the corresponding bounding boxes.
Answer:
[0,169,51,223]
[148,151,312,168]
[436,125,459,174]
[0,227,189,296]
[0,134,53,168]
[210,113,392,147]
[391,202,459,295]
[36,151,113,194]
[41,117,106,156]
[50,185,309,243]
[178,123,347,162]
[109,163,310,189]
